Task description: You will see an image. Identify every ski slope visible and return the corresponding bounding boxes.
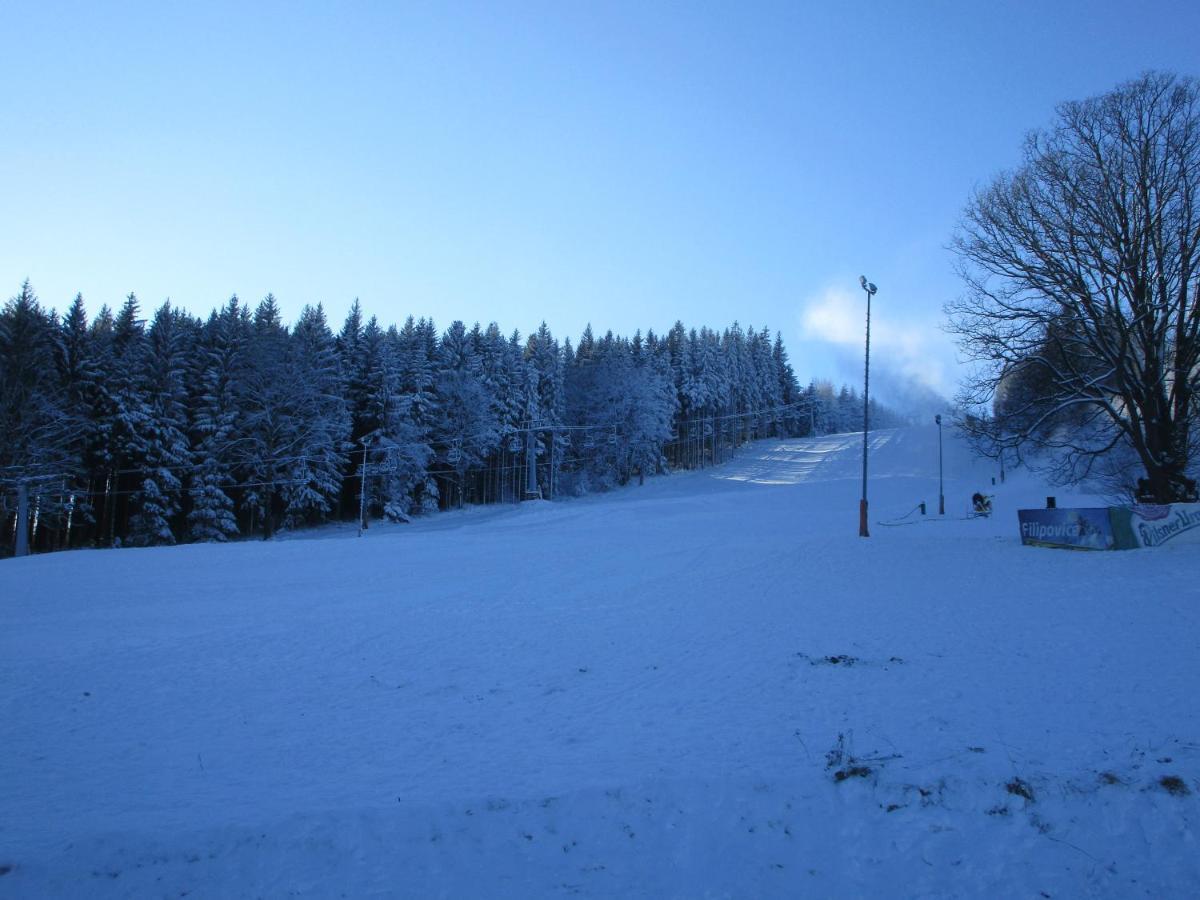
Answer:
[1,425,1197,897]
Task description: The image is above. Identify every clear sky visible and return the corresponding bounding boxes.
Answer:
[3,0,1198,407]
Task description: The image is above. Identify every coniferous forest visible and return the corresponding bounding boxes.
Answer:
[1,281,904,554]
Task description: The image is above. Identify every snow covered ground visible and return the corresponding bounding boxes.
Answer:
[1,424,1197,898]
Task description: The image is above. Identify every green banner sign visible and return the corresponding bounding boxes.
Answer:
[1110,503,1200,548]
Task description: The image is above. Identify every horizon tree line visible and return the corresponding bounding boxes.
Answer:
[1,281,906,555]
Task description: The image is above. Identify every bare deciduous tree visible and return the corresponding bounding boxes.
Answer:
[948,72,1200,502]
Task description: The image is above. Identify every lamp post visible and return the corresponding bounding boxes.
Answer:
[935,414,945,515]
[15,480,29,556]
[859,275,877,538]
[358,436,370,537]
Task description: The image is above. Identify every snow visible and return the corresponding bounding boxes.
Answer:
[1,425,1197,897]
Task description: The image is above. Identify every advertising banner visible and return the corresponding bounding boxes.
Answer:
[1017,508,1118,550]
[1110,503,1200,548]
[1018,503,1200,550]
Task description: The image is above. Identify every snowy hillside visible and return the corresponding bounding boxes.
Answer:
[1,425,1197,897]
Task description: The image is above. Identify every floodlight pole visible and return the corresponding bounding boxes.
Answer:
[526,422,539,499]
[358,438,369,537]
[859,276,877,537]
[15,480,30,557]
[935,414,945,515]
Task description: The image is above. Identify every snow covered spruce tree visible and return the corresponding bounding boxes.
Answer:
[234,294,302,542]
[91,294,156,545]
[187,297,248,542]
[948,72,1200,502]
[475,323,529,503]
[679,326,722,466]
[0,282,74,551]
[564,327,619,491]
[433,320,499,507]
[47,293,103,546]
[564,328,675,491]
[391,316,439,514]
[524,322,567,496]
[126,301,194,546]
[628,331,677,484]
[280,304,350,530]
[366,318,434,520]
[0,283,67,471]
[773,332,805,437]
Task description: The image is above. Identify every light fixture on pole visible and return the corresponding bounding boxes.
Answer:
[935,413,945,515]
[858,275,877,538]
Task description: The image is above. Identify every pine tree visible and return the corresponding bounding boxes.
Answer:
[0,282,68,473]
[475,322,525,502]
[53,293,102,545]
[187,297,247,542]
[367,325,433,520]
[281,304,350,529]
[392,316,439,514]
[525,322,566,495]
[433,321,499,507]
[126,302,193,546]
[0,282,72,552]
[773,332,802,436]
[90,293,153,545]
[230,294,297,538]
[631,336,670,479]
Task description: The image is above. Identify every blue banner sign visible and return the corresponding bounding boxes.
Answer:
[1017,508,1117,550]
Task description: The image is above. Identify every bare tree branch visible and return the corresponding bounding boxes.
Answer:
[947,72,1200,502]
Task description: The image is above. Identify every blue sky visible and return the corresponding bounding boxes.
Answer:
[3,0,1198,406]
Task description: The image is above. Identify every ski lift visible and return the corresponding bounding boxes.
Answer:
[447,444,461,465]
